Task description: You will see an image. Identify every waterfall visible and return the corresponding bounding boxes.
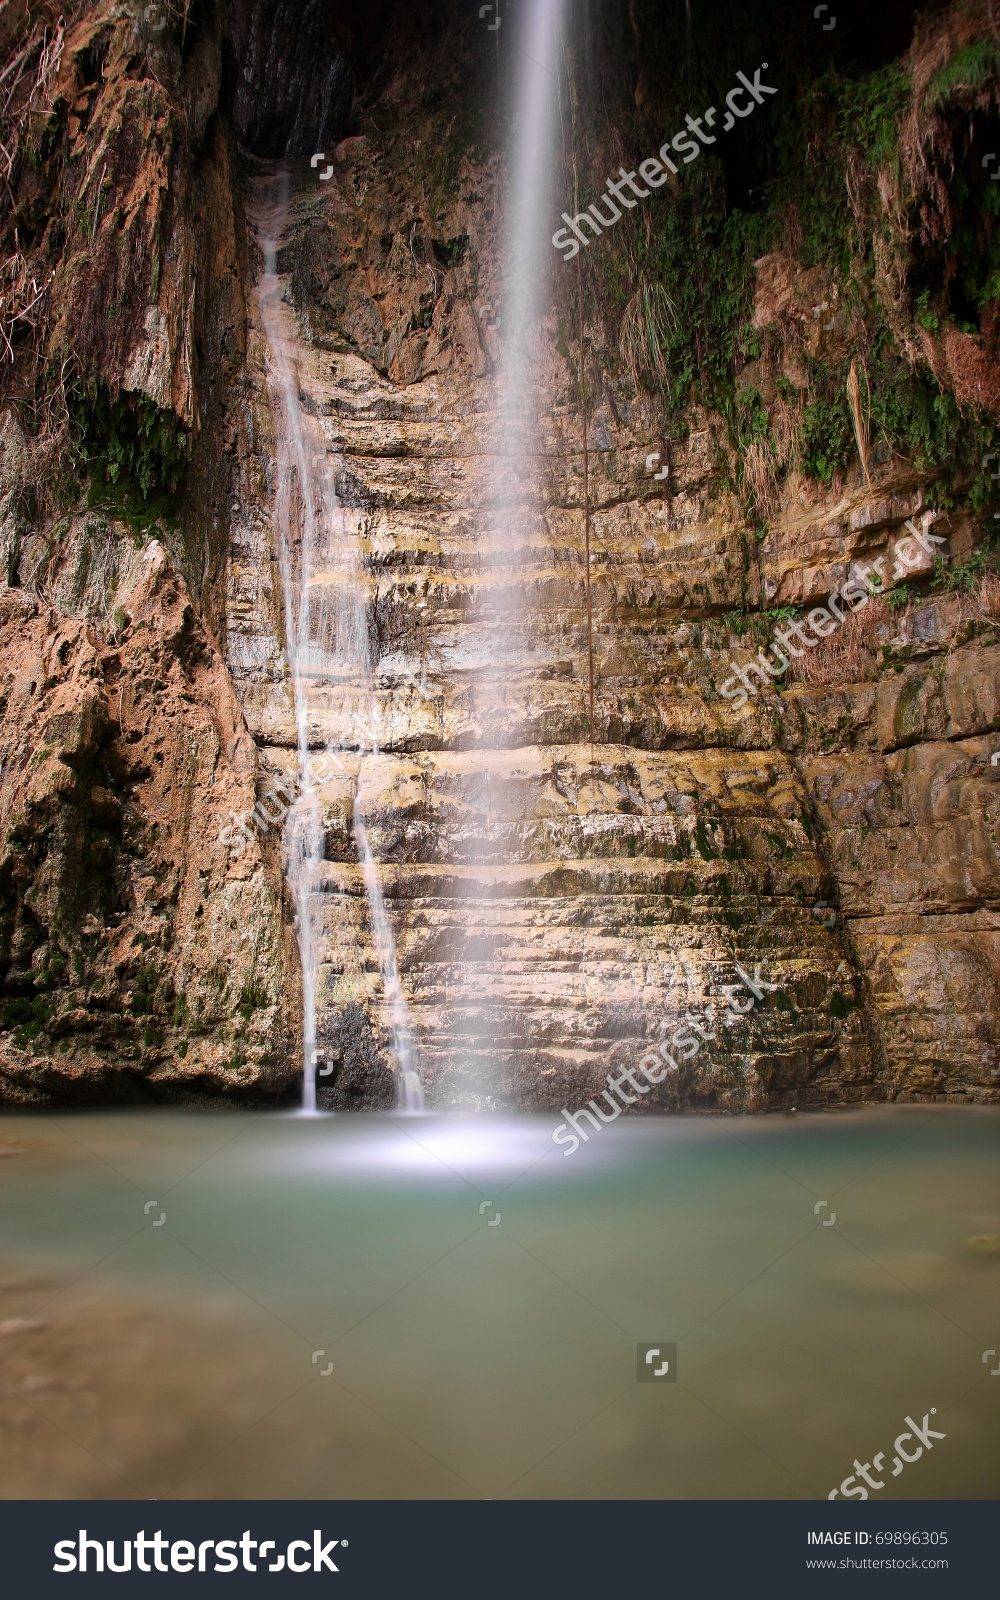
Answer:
[487,0,566,557]
[250,171,423,1114]
[455,0,567,1101]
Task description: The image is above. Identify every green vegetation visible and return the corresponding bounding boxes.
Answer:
[927,38,1000,105]
[431,233,469,269]
[800,390,854,485]
[72,385,188,535]
[1,998,34,1028]
[838,62,910,163]
[885,583,914,611]
[723,605,796,645]
[2,991,55,1049]
[569,16,1000,521]
[935,539,1000,593]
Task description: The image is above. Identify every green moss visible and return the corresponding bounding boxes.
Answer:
[1,998,34,1028]
[237,982,270,1021]
[893,675,924,743]
[32,995,53,1025]
[428,96,493,193]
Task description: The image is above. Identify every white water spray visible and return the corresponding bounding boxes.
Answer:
[500,0,566,390]
[488,0,566,551]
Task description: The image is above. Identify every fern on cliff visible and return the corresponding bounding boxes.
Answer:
[73,384,188,533]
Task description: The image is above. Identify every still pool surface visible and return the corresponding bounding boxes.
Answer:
[0,1105,997,1500]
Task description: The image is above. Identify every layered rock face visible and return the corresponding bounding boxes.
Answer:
[227,79,998,1110]
[0,0,997,1108]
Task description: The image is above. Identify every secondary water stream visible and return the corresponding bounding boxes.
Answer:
[250,172,423,1114]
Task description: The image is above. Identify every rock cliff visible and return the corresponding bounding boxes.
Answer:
[0,0,998,1108]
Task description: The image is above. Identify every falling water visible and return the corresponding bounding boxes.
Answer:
[460,0,567,1101]
[492,0,566,506]
[251,170,423,1114]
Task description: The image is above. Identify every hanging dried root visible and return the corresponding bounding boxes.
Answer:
[0,251,53,367]
[847,357,872,487]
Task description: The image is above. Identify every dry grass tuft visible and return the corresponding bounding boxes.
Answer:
[900,0,1000,224]
[956,566,1000,627]
[791,561,1000,688]
[741,436,780,518]
[619,280,677,395]
[0,4,68,198]
[791,596,902,686]
[0,3,82,405]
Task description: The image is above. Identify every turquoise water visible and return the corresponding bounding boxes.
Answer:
[0,1106,997,1499]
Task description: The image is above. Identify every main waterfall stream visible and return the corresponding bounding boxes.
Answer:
[250,172,423,1115]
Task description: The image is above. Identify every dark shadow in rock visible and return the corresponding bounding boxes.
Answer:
[230,0,354,160]
[317,1000,397,1109]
